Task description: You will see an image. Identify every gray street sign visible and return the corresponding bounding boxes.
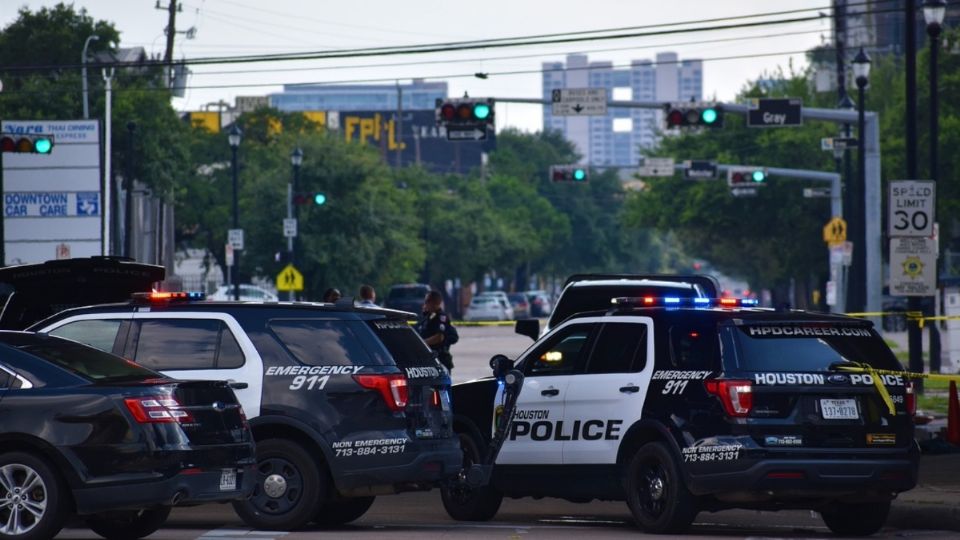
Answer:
[637,157,675,177]
[747,98,803,127]
[551,88,608,116]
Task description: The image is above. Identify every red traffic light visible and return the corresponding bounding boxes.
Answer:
[440,103,456,121]
[666,109,683,127]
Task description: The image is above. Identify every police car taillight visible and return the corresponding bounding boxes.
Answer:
[704,379,753,417]
[124,395,194,423]
[353,374,409,412]
[906,381,917,416]
[132,291,206,303]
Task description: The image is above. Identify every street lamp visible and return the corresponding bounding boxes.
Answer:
[288,147,303,300]
[851,48,870,314]
[81,35,100,119]
[228,124,242,301]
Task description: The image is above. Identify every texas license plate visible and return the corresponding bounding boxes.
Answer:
[820,398,859,420]
[219,469,237,491]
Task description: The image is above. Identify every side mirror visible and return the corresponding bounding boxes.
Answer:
[514,318,539,341]
[489,354,515,379]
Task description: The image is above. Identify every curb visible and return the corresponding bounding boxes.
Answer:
[889,499,960,532]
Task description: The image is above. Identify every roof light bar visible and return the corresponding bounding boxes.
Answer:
[132,291,206,302]
[611,297,760,308]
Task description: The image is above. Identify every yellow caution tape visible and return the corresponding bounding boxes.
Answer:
[833,362,960,416]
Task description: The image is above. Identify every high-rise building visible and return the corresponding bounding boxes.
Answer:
[542,53,702,167]
[269,79,447,112]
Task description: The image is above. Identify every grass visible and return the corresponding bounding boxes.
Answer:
[917,393,949,416]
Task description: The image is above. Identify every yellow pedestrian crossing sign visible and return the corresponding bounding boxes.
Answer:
[276,264,304,292]
[823,216,847,246]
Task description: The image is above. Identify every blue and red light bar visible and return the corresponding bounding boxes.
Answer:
[611,296,759,308]
[131,291,206,303]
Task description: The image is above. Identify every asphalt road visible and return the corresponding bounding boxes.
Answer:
[56,325,952,539]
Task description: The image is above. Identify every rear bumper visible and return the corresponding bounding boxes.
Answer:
[334,439,462,496]
[686,448,919,504]
[73,463,257,514]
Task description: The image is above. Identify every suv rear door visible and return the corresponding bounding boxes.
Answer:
[725,321,913,450]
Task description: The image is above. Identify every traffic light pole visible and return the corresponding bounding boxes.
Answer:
[495,97,882,319]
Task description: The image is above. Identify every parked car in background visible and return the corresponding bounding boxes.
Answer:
[0,331,255,540]
[523,290,553,317]
[384,283,431,313]
[209,284,279,302]
[507,293,531,319]
[464,296,514,321]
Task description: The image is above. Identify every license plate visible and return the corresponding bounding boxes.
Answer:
[820,398,859,420]
[219,469,237,491]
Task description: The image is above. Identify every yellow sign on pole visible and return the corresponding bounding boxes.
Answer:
[823,216,847,246]
[276,264,304,292]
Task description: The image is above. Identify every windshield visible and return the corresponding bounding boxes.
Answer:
[20,337,163,382]
[732,324,901,372]
[550,284,698,327]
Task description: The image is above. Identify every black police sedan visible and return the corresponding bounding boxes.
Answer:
[0,331,255,540]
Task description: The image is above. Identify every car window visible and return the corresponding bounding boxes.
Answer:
[525,324,595,376]
[367,320,438,368]
[217,326,245,368]
[587,323,648,374]
[669,324,719,370]
[269,319,384,366]
[0,367,10,388]
[48,319,126,353]
[18,338,162,382]
[132,319,226,370]
[732,324,900,372]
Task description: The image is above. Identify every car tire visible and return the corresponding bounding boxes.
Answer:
[820,500,890,536]
[85,506,171,540]
[232,439,326,531]
[0,452,69,540]
[313,496,375,527]
[440,432,502,521]
[624,442,698,534]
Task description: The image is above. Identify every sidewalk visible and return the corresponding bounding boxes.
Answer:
[889,454,960,532]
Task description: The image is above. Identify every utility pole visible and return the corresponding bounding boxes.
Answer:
[396,80,403,167]
[159,0,179,65]
[124,122,136,259]
[905,0,925,383]
[834,0,847,101]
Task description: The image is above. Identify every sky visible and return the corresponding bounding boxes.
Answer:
[1,0,834,132]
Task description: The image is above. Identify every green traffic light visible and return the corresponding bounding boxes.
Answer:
[751,170,766,182]
[473,102,491,120]
[34,138,52,154]
[314,193,327,205]
[573,168,586,181]
[701,108,718,124]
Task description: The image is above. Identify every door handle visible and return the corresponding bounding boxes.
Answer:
[541,388,560,397]
[619,385,640,394]
[228,381,249,390]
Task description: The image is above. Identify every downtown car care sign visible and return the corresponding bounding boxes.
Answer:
[889,180,936,296]
[1,120,101,265]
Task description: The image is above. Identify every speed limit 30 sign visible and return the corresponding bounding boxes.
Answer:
[889,180,935,237]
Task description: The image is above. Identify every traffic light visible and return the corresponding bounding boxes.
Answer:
[293,192,327,206]
[550,165,589,183]
[0,133,54,154]
[664,103,723,129]
[727,167,768,187]
[435,98,495,127]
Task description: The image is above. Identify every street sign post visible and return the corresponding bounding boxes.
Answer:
[888,180,935,237]
[683,160,716,179]
[276,263,304,292]
[820,137,859,151]
[551,88,607,116]
[637,157,675,177]
[747,98,803,127]
[804,187,832,198]
[225,243,234,267]
[283,218,297,239]
[823,216,847,247]
[228,229,244,250]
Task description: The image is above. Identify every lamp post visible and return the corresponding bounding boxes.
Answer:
[851,48,871,314]
[81,35,99,119]
[228,125,242,301]
[288,147,303,301]
[924,0,947,373]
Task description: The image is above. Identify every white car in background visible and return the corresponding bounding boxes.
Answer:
[208,284,279,302]
[464,295,514,321]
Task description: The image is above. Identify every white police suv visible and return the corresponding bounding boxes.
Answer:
[444,296,919,535]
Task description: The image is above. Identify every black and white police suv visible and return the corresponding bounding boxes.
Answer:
[0,258,460,532]
[445,296,919,536]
